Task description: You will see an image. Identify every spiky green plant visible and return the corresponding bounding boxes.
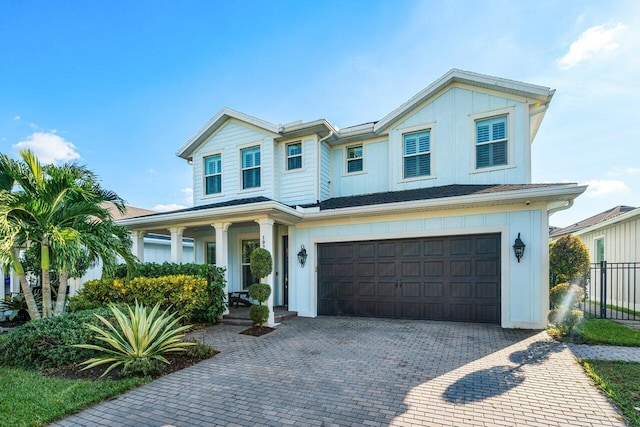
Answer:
[74,302,195,377]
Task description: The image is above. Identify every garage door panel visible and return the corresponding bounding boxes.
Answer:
[476,260,498,276]
[378,282,396,296]
[401,282,421,297]
[450,260,471,276]
[402,242,421,257]
[378,262,396,277]
[476,282,499,299]
[450,282,472,298]
[425,282,444,297]
[424,240,444,256]
[424,261,444,276]
[318,234,500,323]
[401,261,421,276]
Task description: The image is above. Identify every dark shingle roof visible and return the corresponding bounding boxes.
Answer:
[126,197,272,219]
[550,205,638,237]
[304,184,568,210]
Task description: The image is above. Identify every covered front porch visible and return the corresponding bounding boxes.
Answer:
[117,198,303,326]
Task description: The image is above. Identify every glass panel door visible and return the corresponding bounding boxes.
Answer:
[241,239,260,289]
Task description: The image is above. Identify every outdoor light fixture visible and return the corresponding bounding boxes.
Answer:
[513,233,526,263]
[297,245,308,267]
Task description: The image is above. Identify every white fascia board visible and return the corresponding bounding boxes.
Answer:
[574,207,640,236]
[301,185,587,221]
[374,69,554,134]
[117,201,303,229]
[177,108,279,159]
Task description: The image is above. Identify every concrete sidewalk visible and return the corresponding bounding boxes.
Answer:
[52,318,626,427]
[568,343,640,362]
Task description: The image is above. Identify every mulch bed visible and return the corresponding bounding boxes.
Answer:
[41,351,218,381]
[239,326,275,337]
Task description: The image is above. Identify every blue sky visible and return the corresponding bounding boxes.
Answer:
[1,0,638,227]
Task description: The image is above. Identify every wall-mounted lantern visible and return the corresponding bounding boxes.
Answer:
[513,233,526,263]
[297,245,308,267]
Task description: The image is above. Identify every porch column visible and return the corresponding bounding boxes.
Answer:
[168,227,187,263]
[256,218,275,326]
[213,222,232,315]
[131,230,145,263]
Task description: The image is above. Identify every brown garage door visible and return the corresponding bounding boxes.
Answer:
[317,234,501,323]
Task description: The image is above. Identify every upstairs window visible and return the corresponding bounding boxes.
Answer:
[287,142,302,170]
[476,115,507,169]
[241,146,261,189]
[346,145,363,173]
[204,154,222,195]
[403,130,431,178]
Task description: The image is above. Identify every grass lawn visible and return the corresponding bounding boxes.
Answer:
[572,318,640,346]
[0,367,148,427]
[581,360,640,427]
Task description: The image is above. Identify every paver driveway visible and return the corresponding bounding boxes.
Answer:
[53,317,624,427]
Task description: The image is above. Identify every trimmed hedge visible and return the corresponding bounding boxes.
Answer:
[69,275,210,321]
[71,262,228,322]
[0,308,119,369]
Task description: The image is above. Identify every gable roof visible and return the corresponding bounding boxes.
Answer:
[373,69,555,134]
[550,205,638,238]
[176,69,555,158]
[101,202,156,220]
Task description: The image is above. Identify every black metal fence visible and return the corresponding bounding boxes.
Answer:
[583,262,640,320]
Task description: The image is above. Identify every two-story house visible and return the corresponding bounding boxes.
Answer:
[119,69,586,329]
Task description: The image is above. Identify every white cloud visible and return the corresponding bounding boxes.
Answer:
[29,122,38,129]
[606,167,640,177]
[581,179,630,197]
[13,115,20,121]
[558,23,627,70]
[181,187,193,195]
[152,203,188,212]
[13,132,81,164]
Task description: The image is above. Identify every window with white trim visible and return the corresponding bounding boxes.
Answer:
[204,154,222,195]
[286,142,302,170]
[595,237,605,263]
[206,242,216,265]
[346,145,363,173]
[475,115,507,169]
[403,130,431,178]
[241,146,261,189]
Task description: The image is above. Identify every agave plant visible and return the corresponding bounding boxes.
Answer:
[74,302,195,377]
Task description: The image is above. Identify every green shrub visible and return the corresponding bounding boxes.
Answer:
[185,341,217,359]
[0,293,42,321]
[72,275,216,321]
[249,248,273,281]
[548,282,585,336]
[66,297,106,313]
[549,308,583,335]
[549,235,590,285]
[0,308,118,369]
[74,302,195,378]
[249,305,270,327]
[248,283,271,304]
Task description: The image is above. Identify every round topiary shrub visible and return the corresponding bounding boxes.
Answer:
[249,305,270,327]
[250,248,273,281]
[248,283,271,304]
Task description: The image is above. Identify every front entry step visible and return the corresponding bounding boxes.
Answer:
[220,307,298,326]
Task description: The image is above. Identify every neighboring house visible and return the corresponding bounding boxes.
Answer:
[3,203,194,298]
[118,69,586,329]
[551,205,640,264]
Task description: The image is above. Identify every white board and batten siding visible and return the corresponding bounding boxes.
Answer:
[192,120,275,206]
[277,137,317,206]
[579,216,640,263]
[387,87,529,190]
[320,142,331,201]
[330,139,390,198]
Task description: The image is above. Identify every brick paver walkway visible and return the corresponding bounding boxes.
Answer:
[52,318,625,427]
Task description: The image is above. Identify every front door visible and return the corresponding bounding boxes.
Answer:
[241,239,260,289]
[283,236,289,307]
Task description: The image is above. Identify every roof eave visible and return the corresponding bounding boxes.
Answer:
[574,207,640,236]
[302,184,587,221]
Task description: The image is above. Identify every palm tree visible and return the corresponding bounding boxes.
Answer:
[0,150,136,318]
